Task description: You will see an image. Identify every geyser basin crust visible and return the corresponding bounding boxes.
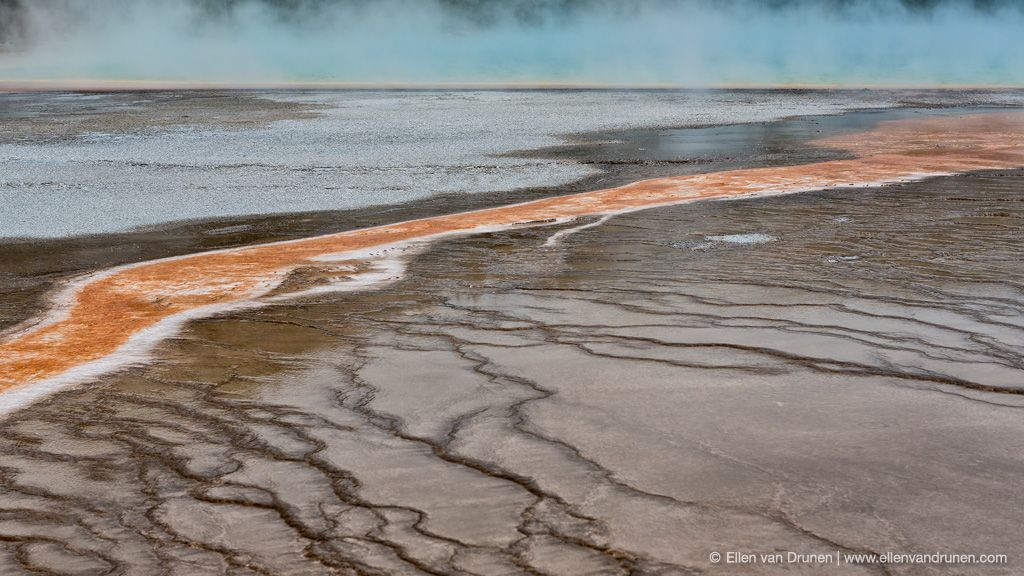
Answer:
[1,111,1023,407]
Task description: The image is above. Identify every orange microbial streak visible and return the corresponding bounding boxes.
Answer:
[1,112,1023,397]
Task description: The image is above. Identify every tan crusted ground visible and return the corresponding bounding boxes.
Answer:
[1,112,1022,393]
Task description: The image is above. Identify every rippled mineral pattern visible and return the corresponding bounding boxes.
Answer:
[1,169,1023,575]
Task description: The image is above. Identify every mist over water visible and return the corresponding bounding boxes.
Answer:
[0,0,1022,85]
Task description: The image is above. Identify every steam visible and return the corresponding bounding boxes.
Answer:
[0,0,1022,86]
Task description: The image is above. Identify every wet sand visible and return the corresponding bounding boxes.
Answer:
[1,94,1024,574]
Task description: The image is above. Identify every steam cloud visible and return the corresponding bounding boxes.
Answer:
[0,0,1022,85]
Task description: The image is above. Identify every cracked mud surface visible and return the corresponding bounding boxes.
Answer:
[2,167,1023,574]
